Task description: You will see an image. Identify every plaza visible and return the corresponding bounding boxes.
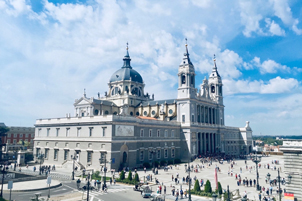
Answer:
[9,154,285,201]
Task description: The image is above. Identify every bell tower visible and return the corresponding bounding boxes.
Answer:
[208,55,223,105]
[177,39,196,99]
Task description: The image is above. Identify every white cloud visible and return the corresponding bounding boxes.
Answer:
[191,0,212,8]
[265,18,285,36]
[223,76,299,95]
[269,0,302,35]
[252,57,290,74]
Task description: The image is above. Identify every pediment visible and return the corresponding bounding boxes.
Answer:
[74,97,91,106]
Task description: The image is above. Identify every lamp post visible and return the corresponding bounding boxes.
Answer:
[251,153,261,191]
[149,150,156,172]
[0,167,6,198]
[227,185,230,201]
[187,160,192,201]
[99,151,108,191]
[37,151,44,175]
[277,168,281,201]
[86,173,90,201]
[71,154,77,180]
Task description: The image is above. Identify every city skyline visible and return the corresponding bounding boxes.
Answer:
[0,0,301,135]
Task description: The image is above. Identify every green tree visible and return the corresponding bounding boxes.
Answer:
[127,170,132,181]
[217,182,222,194]
[134,173,139,182]
[120,170,125,180]
[17,140,30,147]
[204,180,212,193]
[193,179,201,192]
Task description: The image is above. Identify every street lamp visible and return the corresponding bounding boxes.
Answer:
[277,168,281,201]
[226,185,231,201]
[251,153,261,191]
[37,151,45,175]
[0,167,6,198]
[86,173,91,201]
[99,151,108,191]
[71,154,77,180]
[187,160,192,201]
[212,193,218,201]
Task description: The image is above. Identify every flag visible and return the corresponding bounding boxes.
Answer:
[215,167,218,190]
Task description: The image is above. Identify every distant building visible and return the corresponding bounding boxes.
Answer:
[280,140,302,200]
[34,44,253,171]
[1,126,35,149]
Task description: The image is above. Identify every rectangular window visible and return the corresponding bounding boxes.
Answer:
[77,128,81,137]
[100,152,106,163]
[56,128,60,137]
[14,134,17,138]
[182,115,185,123]
[45,149,49,159]
[149,129,152,137]
[171,130,175,137]
[102,127,107,137]
[36,148,40,157]
[171,149,175,158]
[87,152,92,163]
[140,129,144,137]
[47,128,50,137]
[140,151,144,161]
[149,151,153,160]
[157,150,161,159]
[157,130,160,137]
[192,114,194,122]
[164,149,168,158]
[13,139,16,144]
[25,134,28,138]
[64,150,69,160]
[20,134,23,137]
[7,133,11,137]
[66,128,70,137]
[54,149,58,160]
[89,127,93,137]
[164,130,168,138]
[7,139,10,144]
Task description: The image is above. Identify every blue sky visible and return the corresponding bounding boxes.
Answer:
[0,0,301,136]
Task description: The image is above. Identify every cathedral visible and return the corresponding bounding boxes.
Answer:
[34,43,253,171]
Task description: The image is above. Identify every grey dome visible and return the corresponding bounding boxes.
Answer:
[110,67,143,83]
[109,49,143,83]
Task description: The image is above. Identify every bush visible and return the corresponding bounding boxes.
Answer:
[134,173,139,182]
[127,170,132,181]
[93,171,100,178]
[217,182,222,194]
[154,161,159,167]
[143,162,151,169]
[120,170,125,180]
[167,160,173,165]
[204,180,212,193]
[194,179,201,192]
[174,158,181,164]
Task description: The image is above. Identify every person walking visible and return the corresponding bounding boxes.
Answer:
[258,192,261,201]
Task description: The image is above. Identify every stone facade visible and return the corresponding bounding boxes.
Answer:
[280,140,302,200]
[34,43,253,171]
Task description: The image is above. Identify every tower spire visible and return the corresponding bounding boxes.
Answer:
[182,38,192,65]
[122,42,132,68]
[213,54,217,70]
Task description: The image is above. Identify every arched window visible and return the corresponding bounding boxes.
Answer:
[131,87,141,96]
[94,109,99,115]
[104,111,109,115]
[181,74,186,84]
[130,112,133,116]
[211,85,215,93]
[136,112,139,116]
[111,87,120,96]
